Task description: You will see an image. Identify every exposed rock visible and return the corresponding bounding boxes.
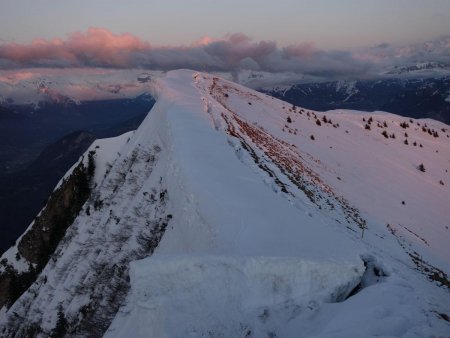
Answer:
[0,153,94,309]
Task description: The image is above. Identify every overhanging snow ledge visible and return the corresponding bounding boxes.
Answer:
[106,255,364,337]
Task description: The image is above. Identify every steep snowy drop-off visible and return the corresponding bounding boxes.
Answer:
[0,70,449,337]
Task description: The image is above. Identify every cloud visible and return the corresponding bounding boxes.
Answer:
[0,68,162,104]
[282,43,318,59]
[0,28,370,79]
[0,28,149,68]
[203,33,277,68]
[0,28,448,80]
[353,36,450,66]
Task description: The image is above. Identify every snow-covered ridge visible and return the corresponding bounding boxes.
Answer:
[0,69,449,337]
[109,70,449,336]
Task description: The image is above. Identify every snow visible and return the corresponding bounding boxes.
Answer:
[304,277,430,338]
[0,68,162,105]
[106,255,364,338]
[150,71,362,259]
[56,131,135,190]
[1,69,449,337]
[0,131,134,277]
[0,245,31,273]
[106,70,450,337]
[335,80,359,101]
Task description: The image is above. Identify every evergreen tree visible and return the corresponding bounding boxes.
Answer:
[51,305,68,338]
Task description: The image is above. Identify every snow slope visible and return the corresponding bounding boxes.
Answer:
[107,70,450,337]
[0,70,449,337]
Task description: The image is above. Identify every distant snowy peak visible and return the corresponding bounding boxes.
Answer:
[34,79,81,105]
[385,61,450,75]
[0,69,163,106]
[334,80,359,100]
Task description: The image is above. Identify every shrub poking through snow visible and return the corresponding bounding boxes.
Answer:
[382,130,388,138]
[400,121,409,129]
[418,163,426,172]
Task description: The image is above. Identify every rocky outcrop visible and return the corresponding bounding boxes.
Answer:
[0,151,95,309]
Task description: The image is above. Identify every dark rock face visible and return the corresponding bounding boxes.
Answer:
[0,264,36,310]
[0,269,15,309]
[18,158,92,265]
[0,131,96,252]
[0,153,95,309]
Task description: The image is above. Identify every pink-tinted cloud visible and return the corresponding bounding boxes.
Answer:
[0,28,364,76]
[191,36,221,47]
[282,43,318,59]
[1,28,446,79]
[0,27,149,68]
[0,71,36,83]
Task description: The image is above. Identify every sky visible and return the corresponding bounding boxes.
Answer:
[0,0,449,76]
[1,0,450,48]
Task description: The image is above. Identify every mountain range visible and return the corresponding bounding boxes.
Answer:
[262,77,450,125]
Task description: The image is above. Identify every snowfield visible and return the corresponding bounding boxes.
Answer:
[0,70,449,337]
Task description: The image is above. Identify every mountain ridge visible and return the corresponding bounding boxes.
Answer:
[262,76,450,125]
[0,69,449,337]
